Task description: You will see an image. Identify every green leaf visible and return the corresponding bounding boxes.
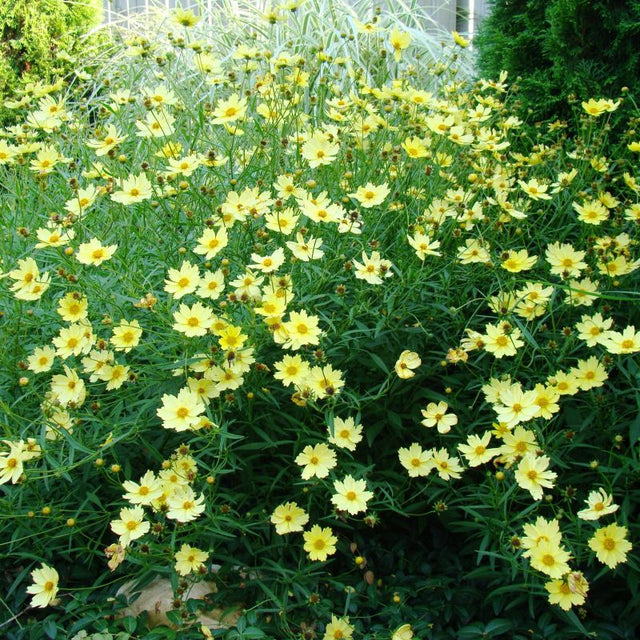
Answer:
[456,622,484,639]
[369,352,389,374]
[43,618,58,640]
[484,618,513,636]
[121,615,137,633]
[242,628,266,639]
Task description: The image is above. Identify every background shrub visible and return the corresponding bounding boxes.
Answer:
[0,0,105,125]
[0,3,639,639]
[474,0,640,127]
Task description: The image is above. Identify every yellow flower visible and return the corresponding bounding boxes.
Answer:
[408,232,441,260]
[270,502,309,535]
[309,364,345,399]
[111,319,143,352]
[249,247,286,273]
[457,238,491,264]
[157,388,205,431]
[301,132,340,168]
[0,441,28,485]
[110,505,150,547]
[392,624,414,640]
[501,249,537,273]
[564,277,600,307]
[573,199,609,225]
[303,525,337,561]
[603,325,640,354]
[35,225,75,248]
[323,615,354,640]
[295,443,337,479]
[547,370,580,396]
[26,564,59,608]
[166,487,206,522]
[394,350,421,379]
[197,270,226,300]
[8,257,51,300]
[588,524,632,568]
[143,84,179,109]
[230,269,265,300]
[212,94,248,125]
[499,424,538,459]
[353,251,392,285]
[421,401,457,434]
[451,30,469,47]
[577,488,619,521]
[529,540,572,578]
[431,448,463,480]
[274,174,305,201]
[521,516,562,557]
[483,323,524,358]
[86,124,127,156]
[29,145,66,174]
[457,432,499,467]
[389,28,411,61]
[193,227,228,260]
[172,7,200,27]
[282,310,322,350]
[111,173,153,205]
[273,354,311,388]
[53,322,94,359]
[122,470,163,506]
[286,232,325,261]
[545,572,589,610]
[27,346,57,373]
[297,191,344,224]
[518,178,551,201]
[164,261,201,299]
[348,182,390,208]
[76,238,117,266]
[574,312,613,347]
[173,302,214,337]
[328,417,363,451]
[217,325,248,350]
[402,136,429,158]
[570,356,607,391]
[514,454,557,501]
[582,98,620,117]
[0,140,18,164]
[398,442,434,477]
[57,292,88,323]
[167,153,201,177]
[50,366,86,407]
[135,109,176,138]
[331,475,373,515]
[175,544,208,576]
[101,363,130,391]
[531,384,560,420]
[582,98,608,117]
[82,349,114,382]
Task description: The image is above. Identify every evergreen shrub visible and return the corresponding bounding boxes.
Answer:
[475,0,640,127]
[0,0,104,125]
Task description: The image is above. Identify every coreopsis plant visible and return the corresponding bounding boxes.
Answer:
[0,1,638,638]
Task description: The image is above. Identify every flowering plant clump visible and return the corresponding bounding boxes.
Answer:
[0,1,638,638]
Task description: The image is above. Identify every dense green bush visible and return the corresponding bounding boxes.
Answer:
[475,0,640,126]
[0,0,104,125]
[1,2,639,639]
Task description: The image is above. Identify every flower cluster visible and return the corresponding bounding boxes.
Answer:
[1,2,637,635]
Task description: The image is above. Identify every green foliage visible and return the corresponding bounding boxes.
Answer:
[0,2,639,640]
[475,0,640,126]
[0,0,104,125]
